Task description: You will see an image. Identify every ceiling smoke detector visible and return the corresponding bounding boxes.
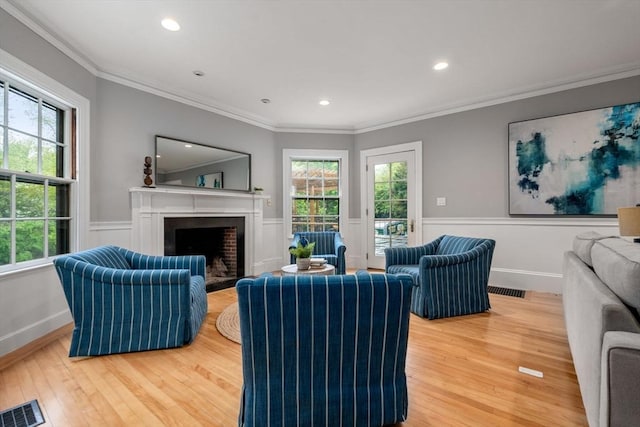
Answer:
[261,98,271,104]
[193,70,205,77]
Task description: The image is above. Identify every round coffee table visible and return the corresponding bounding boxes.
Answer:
[281,263,335,276]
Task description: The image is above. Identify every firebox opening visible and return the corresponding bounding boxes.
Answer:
[164,216,245,292]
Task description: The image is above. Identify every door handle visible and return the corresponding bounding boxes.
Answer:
[410,219,415,232]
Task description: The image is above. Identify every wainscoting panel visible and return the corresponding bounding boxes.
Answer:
[262,219,285,273]
[86,217,621,293]
[345,218,364,270]
[422,217,618,293]
[88,221,133,248]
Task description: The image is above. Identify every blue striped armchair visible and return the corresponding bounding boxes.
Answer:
[385,235,496,319]
[53,245,208,357]
[289,231,346,274]
[236,272,413,427]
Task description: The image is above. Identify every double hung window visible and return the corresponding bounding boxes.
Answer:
[283,149,349,236]
[0,77,72,269]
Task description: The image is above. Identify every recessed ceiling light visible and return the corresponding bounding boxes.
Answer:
[319,99,330,106]
[161,18,180,32]
[261,98,271,104]
[184,144,192,148]
[433,61,449,71]
[156,154,161,158]
[193,70,205,77]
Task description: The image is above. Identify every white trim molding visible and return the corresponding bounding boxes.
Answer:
[359,141,423,268]
[0,47,91,253]
[282,149,350,261]
[129,187,270,276]
[0,47,90,357]
[422,216,619,293]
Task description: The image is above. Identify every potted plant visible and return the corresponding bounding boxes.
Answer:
[289,239,315,270]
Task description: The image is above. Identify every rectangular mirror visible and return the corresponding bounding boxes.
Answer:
[155,135,251,192]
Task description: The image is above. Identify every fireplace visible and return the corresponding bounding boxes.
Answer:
[164,216,245,292]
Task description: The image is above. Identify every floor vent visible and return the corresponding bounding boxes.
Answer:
[0,400,44,427]
[488,285,526,298]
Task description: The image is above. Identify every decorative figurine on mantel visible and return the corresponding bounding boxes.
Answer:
[143,156,154,187]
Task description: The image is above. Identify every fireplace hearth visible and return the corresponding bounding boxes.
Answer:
[164,216,245,292]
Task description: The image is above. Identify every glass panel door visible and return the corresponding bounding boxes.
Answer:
[367,151,415,269]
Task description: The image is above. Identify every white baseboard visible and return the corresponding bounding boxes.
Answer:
[489,268,563,294]
[0,310,71,356]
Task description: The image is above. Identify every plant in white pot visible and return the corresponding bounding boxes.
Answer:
[289,238,315,270]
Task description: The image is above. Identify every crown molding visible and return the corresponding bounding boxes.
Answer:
[3,0,640,136]
[96,71,279,132]
[272,126,356,134]
[354,65,640,134]
[1,0,98,75]
[99,71,358,134]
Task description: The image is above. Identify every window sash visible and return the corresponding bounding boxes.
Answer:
[289,159,342,234]
[0,74,71,270]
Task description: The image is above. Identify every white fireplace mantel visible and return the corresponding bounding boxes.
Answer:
[130,187,269,275]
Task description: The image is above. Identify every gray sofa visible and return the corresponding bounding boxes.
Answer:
[563,232,640,426]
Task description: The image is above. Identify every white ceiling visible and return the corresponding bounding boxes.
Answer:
[5,0,640,133]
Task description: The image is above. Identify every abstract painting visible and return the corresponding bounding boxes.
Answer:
[509,102,640,215]
[196,172,223,189]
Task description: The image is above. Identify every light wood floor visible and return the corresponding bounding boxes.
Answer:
[0,287,587,426]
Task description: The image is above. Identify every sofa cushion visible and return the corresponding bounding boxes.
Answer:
[592,238,640,311]
[573,232,618,267]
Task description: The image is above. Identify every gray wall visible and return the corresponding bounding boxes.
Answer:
[94,78,277,220]
[3,4,640,223]
[0,9,97,106]
[0,8,97,357]
[355,75,640,218]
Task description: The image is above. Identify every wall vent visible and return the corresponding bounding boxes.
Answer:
[487,285,525,298]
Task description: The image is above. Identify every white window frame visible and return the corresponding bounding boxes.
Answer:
[0,48,90,275]
[283,149,349,241]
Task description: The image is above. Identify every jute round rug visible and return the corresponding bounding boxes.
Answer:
[216,302,241,344]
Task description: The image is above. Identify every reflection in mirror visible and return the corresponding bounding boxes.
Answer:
[155,136,251,191]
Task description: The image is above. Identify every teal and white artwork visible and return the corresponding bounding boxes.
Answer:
[509,102,640,215]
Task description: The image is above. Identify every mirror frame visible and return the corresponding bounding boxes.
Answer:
[154,135,252,192]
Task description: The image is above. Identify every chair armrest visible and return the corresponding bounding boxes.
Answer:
[118,247,205,278]
[289,234,301,251]
[600,331,640,427]
[334,233,346,254]
[289,235,301,264]
[385,240,438,269]
[419,240,494,268]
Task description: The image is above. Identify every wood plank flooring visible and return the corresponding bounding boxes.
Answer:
[0,287,587,426]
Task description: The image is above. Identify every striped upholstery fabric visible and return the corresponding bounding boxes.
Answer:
[385,235,496,319]
[53,245,208,356]
[236,272,413,427]
[289,232,347,274]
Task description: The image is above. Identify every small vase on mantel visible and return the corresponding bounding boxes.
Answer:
[296,257,311,270]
